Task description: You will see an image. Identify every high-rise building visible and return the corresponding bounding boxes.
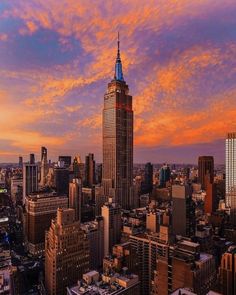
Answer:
[81,216,104,269]
[54,167,69,195]
[172,184,195,237]
[198,156,214,190]
[102,34,133,209]
[25,193,68,256]
[153,240,216,295]
[141,162,153,194]
[129,232,170,295]
[102,199,121,256]
[204,173,217,214]
[219,246,236,295]
[226,133,236,223]
[58,156,71,168]
[45,208,89,295]
[96,163,102,184]
[23,155,38,204]
[18,156,23,168]
[159,164,171,188]
[84,153,95,188]
[69,178,82,222]
[40,146,48,187]
[30,153,35,164]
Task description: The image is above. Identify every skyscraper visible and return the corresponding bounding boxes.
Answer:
[102,199,121,256]
[18,156,23,168]
[84,153,95,188]
[45,208,89,295]
[23,154,38,204]
[159,164,171,188]
[198,156,214,190]
[102,33,133,209]
[141,162,153,194]
[226,133,236,223]
[69,178,82,222]
[40,146,48,187]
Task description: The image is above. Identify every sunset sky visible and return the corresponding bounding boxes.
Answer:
[0,0,236,164]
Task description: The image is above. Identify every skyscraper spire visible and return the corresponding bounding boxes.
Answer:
[114,32,124,81]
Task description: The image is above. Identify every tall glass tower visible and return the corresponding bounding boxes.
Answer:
[102,33,133,209]
[226,132,236,224]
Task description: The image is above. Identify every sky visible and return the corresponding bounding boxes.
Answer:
[0,0,236,164]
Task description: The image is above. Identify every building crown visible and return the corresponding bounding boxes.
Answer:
[114,32,124,82]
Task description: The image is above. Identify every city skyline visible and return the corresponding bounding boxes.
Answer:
[1,1,236,163]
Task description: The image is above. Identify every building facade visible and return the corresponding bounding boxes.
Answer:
[45,208,89,295]
[226,133,236,224]
[102,34,133,209]
[198,156,214,190]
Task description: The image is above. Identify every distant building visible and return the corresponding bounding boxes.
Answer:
[159,164,171,188]
[54,167,69,195]
[84,153,95,188]
[45,208,89,295]
[102,200,121,256]
[23,155,38,204]
[69,178,82,222]
[141,162,153,194]
[25,193,68,256]
[58,156,72,168]
[226,133,236,224]
[40,146,48,187]
[198,156,214,190]
[18,156,23,168]
[172,184,195,237]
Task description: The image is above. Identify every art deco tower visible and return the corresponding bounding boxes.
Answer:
[102,33,133,209]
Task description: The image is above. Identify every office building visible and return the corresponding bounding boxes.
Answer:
[219,246,236,295]
[40,146,48,187]
[54,167,69,195]
[102,34,133,209]
[23,155,38,204]
[25,193,68,255]
[159,164,171,188]
[198,156,214,190]
[226,133,236,224]
[81,217,104,269]
[129,232,170,295]
[58,156,72,168]
[204,173,217,214]
[172,184,195,237]
[153,240,216,295]
[69,178,82,222]
[84,153,95,188]
[30,153,35,164]
[18,156,23,168]
[102,200,121,256]
[141,162,153,194]
[45,208,89,295]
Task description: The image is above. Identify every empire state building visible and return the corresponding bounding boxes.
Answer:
[102,34,133,209]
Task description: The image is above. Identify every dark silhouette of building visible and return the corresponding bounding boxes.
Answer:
[18,156,23,168]
[58,156,71,168]
[96,163,102,184]
[54,167,69,195]
[198,156,214,190]
[29,153,35,164]
[102,33,133,209]
[84,153,95,188]
[172,184,195,237]
[159,164,171,187]
[141,162,153,194]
